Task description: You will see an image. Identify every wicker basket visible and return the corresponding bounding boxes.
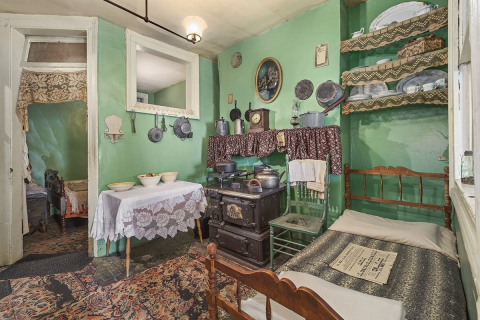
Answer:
[397,34,445,59]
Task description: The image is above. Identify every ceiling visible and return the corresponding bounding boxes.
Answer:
[136,50,186,93]
[0,0,331,60]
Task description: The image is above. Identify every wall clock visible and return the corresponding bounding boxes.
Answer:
[247,108,270,133]
[255,57,282,103]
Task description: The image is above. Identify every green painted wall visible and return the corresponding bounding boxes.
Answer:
[96,19,219,255]
[26,101,88,186]
[217,0,344,225]
[154,80,186,109]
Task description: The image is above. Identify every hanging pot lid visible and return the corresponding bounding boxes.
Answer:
[230,100,242,121]
[295,79,314,100]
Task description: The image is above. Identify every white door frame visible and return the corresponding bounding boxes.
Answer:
[0,14,99,265]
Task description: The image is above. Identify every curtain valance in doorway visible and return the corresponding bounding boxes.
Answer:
[16,69,87,131]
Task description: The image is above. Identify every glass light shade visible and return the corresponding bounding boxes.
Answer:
[182,16,207,43]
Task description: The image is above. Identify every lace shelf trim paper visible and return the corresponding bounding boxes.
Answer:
[16,69,88,131]
[341,6,448,53]
[342,88,448,115]
[341,48,448,87]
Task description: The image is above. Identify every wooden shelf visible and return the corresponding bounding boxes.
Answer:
[342,48,447,87]
[341,6,448,53]
[342,88,448,115]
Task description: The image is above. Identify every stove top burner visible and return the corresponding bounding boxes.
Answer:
[206,170,253,188]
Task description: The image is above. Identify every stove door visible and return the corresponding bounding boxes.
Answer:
[221,196,256,231]
[217,228,250,256]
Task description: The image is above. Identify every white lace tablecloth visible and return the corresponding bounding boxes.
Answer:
[91,181,207,242]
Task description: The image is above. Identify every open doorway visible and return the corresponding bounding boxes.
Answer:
[0,15,98,266]
[20,37,89,255]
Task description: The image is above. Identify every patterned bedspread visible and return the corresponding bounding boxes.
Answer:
[276,230,467,320]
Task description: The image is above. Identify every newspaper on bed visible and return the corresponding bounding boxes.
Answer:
[329,243,397,285]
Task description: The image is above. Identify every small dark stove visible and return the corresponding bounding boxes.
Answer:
[205,179,285,267]
[206,170,252,188]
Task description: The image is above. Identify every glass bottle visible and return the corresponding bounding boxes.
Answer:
[290,99,300,128]
[461,151,474,185]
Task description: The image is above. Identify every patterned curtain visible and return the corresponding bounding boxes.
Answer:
[16,69,87,131]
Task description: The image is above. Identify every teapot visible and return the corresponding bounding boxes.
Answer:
[351,28,364,39]
[255,168,285,189]
[215,117,229,136]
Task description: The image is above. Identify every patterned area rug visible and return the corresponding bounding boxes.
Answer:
[0,252,251,319]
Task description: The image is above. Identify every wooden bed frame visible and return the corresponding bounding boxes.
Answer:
[205,164,452,319]
[45,169,88,235]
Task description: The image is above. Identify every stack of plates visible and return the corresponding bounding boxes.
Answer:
[372,90,403,98]
[346,94,372,102]
[396,70,448,93]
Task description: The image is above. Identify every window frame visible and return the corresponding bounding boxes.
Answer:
[20,36,87,69]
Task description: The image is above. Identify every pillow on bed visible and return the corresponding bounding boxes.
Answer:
[241,270,406,320]
[329,209,458,263]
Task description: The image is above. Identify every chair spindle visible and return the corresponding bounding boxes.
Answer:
[363,174,367,196]
[419,177,423,203]
[399,175,402,201]
[266,297,272,320]
[380,174,384,199]
[237,280,242,312]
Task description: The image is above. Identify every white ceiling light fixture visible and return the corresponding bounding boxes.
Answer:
[103,0,206,44]
[182,16,208,44]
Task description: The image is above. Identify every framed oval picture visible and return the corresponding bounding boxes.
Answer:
[255,57,282,103]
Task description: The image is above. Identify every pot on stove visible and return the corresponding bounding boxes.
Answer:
[215,160,237,173]
[255,168,285,189]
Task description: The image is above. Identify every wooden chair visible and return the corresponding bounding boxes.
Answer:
[268,155,330,270]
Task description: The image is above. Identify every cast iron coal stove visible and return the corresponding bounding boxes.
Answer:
[205,176,285,267]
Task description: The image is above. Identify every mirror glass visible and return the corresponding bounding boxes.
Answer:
[126,29,200,119]
[136,47,186,110]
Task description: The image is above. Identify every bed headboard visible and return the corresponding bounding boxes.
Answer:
[344,164,452,230]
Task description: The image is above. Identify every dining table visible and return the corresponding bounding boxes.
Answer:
[91,180,207,276]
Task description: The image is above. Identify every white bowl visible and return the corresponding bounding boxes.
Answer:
[160,172,179,184]
[137,174,161,187]
[108,182,135,192]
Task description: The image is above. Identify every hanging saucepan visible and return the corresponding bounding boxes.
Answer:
[173,117,193,140]
[245,102,252,122]
[230,100,242,121]
[148,113,163,143]
[315,80,344,108]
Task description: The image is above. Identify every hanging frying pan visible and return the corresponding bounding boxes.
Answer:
[148,113,163,143]
[245,102,252,122]
[230,100,241,121]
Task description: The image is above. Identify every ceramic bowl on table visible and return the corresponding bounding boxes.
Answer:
[138,174,161,187]
[160,172,179,184]
[108,182,135,192]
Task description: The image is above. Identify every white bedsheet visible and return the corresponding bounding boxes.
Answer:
[242,271,406,320]
[329,209,458,264]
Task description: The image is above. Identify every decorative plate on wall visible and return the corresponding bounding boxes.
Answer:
[295,79,314,100]
[231,52,242,68]
[255,57,282,103]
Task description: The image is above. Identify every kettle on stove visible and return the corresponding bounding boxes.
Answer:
[215,117,229,136]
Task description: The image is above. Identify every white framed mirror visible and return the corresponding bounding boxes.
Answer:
[126,29,200,119]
